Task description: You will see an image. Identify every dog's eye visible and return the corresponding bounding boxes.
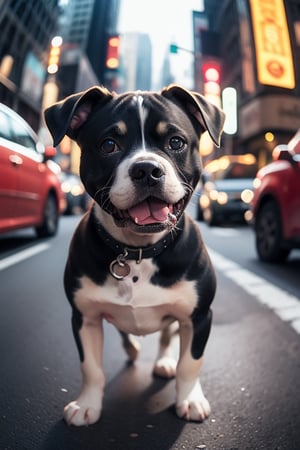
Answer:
[169,136,185,151]
[100,139,119,154]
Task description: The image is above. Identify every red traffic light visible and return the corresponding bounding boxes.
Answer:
[202,61,221,83]
[106,36,120,70]
[202,60,221,97]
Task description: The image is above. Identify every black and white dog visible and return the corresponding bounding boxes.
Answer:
[45,84,225,426]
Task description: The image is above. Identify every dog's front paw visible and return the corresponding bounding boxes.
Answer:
[153,356,177,378]
[64,401,102,426]
[64,400,102,426]
[176,380,211,422]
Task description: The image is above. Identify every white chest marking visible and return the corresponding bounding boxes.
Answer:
[74,259,198,335]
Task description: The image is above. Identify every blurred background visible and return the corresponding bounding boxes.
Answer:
[0,5,299,448]
[0,0,299,180]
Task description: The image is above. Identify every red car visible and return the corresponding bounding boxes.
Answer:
[0,103,65,237]
[252,130,300,262]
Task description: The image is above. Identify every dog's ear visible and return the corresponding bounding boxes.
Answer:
[161,84,225,147]
[44,86,113,146]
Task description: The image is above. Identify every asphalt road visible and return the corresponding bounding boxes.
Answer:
[0,206,299,450]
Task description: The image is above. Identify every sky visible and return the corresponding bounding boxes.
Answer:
[118,0,204,87]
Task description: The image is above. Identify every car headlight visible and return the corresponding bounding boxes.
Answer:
[71,185,84,196]
[241,189,254,204]
[217,191,228,205]
[200,194,210,208]
[47,159,61,175]
[209,189,219,201]
[61,181,71,193]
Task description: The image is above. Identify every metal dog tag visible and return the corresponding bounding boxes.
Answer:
[109,250,130,280]
[110,260,130,280]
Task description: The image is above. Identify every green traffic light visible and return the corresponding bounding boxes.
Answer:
[170,44,178,54]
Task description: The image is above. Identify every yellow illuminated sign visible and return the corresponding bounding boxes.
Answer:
[250,0,295,89]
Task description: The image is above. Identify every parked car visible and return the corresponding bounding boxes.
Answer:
[251,131,300,262]
[0,103,65,237]
[199,154,257,226]
[59,172,87,215]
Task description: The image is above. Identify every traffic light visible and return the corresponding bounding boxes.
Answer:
[169,44,178,54]
[200,59,222,155]
[47,36,62,74]
[202,59,221,106]
[106,36,120,70]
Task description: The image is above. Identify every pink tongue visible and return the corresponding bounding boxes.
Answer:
[128,199,170,225]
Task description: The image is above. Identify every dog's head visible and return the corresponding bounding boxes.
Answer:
[45,84,225,234]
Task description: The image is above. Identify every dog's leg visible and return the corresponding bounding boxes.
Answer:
[120,331,141,362]
[64,312,105,426]
[153,322,178,378]
[175,312,212,422]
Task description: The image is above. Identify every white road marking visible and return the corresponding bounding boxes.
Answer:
[0,243,50,271]
[210,228,238,237]
[208,246,300,334]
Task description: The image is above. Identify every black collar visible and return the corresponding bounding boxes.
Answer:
[95,218,183,263]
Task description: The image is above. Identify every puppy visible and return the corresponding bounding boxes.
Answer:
[44,84,225,426]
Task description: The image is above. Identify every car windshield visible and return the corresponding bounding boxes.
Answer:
[218,162,258,180]
[204,155,258,181]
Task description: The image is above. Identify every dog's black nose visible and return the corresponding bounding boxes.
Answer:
[129,160,165,186]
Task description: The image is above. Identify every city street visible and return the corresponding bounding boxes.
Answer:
[0,202,300,450]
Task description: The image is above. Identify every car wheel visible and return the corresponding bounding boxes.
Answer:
[255,200,290,262]
[35,193,59,238]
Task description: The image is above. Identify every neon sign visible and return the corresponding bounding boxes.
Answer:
[249,0,295,89]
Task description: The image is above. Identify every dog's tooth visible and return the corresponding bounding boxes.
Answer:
[134,217,139,224]
[168,213,177,224]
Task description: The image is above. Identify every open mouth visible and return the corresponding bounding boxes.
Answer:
[111,196,188,231]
